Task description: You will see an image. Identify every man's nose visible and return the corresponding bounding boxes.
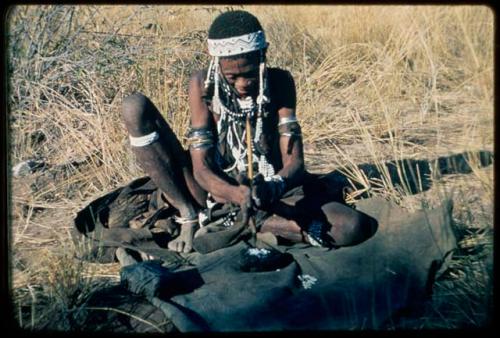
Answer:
[235,78,251,93]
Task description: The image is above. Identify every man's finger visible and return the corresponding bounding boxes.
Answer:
[252,186,262,207]
[248,217,257,235]
[241,206,249,226]
[236,173,250,186]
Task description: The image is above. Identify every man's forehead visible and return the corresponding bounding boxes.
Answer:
[220,57,259,73]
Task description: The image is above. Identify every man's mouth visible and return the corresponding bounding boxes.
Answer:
[236,87,256,98]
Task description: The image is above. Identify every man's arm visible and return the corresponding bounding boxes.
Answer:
[275,71,305,190]
[251,70,305,209]
[276,111,305,189]
[188,71,252,208]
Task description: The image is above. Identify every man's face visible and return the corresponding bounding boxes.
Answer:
[219,55,260,99]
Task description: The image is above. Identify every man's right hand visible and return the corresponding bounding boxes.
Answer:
[234,177,253,226]
[235,183,253,209]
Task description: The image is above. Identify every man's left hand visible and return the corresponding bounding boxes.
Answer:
[251,174,286,209]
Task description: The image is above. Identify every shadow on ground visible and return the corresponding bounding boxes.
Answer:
[316,150,493,200]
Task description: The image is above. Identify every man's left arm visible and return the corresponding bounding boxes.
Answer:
[276,105,305,190]
[251,71,305,208]
[275,69,304,189]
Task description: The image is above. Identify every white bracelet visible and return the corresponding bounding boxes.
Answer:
[129,131,159,147]
[278,116,298,126]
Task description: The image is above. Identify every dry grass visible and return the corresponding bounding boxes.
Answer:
[7,5,493,331]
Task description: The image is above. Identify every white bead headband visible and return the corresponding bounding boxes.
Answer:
[207,30,268,57]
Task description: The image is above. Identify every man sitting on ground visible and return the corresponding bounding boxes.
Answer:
[121,10,377,253]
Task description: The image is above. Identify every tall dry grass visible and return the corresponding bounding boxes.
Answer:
[7,5,493,330]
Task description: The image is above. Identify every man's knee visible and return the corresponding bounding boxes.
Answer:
[323,203,378,246]
[348,212,378,245]
[122,92,152,133]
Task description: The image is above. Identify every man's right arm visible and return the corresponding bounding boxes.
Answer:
[187,71,252,209]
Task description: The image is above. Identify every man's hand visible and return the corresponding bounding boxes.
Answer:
[235,175,253,205]
[236,184,253,209]
[251,174,286,209]
[234,174,254,226]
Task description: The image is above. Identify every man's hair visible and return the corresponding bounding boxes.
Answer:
[208,10,263,40]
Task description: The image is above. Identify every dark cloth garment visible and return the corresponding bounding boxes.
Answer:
[191,172,349,253]
[72,176,456,332]
[72,172,347,259]
[72,176,183,264]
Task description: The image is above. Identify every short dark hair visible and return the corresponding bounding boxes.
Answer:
[208,10,263,40]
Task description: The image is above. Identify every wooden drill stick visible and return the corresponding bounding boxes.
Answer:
[245,115,256,237]
[245,115,254,180]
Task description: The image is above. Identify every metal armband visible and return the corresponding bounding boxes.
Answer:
[185,127,215,150]
[278,116,302,138]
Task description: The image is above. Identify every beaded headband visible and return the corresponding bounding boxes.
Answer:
[207,30,268,57]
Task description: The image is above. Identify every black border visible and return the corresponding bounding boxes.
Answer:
[1,1,496,337]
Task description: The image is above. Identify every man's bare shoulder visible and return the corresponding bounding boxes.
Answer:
[267,67,296,109]
[268,67,295,83]
[188,69,210,102]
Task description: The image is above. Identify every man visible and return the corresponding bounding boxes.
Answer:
[121,10,376,253]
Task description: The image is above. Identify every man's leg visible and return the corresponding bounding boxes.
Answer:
[121,93,206,253]
[260,192,378,247]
